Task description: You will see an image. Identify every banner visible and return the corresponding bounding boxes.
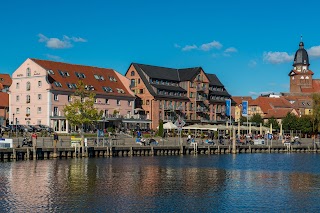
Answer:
[225,99,231,117]
[242,101,248,117]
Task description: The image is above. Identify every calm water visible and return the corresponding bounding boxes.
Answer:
[0,154,320,212]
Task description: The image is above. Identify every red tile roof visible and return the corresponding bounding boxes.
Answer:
[0,74,12,87]
[31,59,134,98]
[250,97,292,114]
[264,108,297,119]
[232,96,253,105]
[0,92,9,108]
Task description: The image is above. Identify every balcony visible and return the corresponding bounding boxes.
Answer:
[196,86,206,92]
[164,105,174,111]
[175,105,185,111]
[196,107,208,113]
[196,96,206,101]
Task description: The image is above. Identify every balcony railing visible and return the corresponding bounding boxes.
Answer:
[196,96,206,101]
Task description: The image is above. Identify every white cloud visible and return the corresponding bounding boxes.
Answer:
[45,54,62,61]
[182,44,197,51]
[308,46,320,57]
[224,47,237,53]
[38,33,87,49]
[200,41,222,51]
[174,43,181,48]
[248,60,257,67]
[263,51,293,64]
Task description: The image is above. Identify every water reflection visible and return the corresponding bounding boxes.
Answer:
[0,154,320,212]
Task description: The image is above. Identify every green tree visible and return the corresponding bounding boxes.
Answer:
[239,116,247,124]
[63,80,103,155]
[282,112,298,131]
[312,93,320,133]
[249,113,263,125]
[265,117,279,130]
[298,115,313,134]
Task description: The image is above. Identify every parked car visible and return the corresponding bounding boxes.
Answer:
[21,125,33,132]
[29,125,42,132]
[38,125,54,133]
[1,125,10,132]
[8,125,24,132]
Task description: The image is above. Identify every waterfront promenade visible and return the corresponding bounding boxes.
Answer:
[0,135,319,161]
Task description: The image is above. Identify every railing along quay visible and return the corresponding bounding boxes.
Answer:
[0,144,319,161]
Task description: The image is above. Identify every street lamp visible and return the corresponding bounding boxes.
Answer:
[15,118,18,138]
[12,113,14,138]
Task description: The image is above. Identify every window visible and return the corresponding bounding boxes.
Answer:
[117,88,124,93]
[67,83,73,89]
[190,92,193,98]
[54,82,62,87]
[102,87,113,93]
[104,110,108,116]
[68,95,72,102]
[100,76,104,80]
[106,99,109,104]
[53,107,58,116]
[16,83,19,89]
[94,74,100,80]
[38,81,42,87]
[128,101,131,106]
[95,98,98,103]
[16,95,19,102]
[37,107,42,114]
[26,95,30,103]
[139,89,144,94]
[38,94,42,100]
[26,68,31,77]
[138,79,140,84]
[54,94,58,101]
[16,108,20,114]
[26,107,30,115]
[47,69,54,74]
[109,76,117,82]
[131,79,136,87]
[146,100,150,105]
[131,71,135,76]
[117,100,121,106]
[26,82,31,91]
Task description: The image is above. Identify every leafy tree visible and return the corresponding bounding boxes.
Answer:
[63,80,103,155]
[298,115,313,134]
[312,93,320,133]
[239,116,248,124]
[282,112,299,131]
[249,113,263,125]
[265,117,279,130]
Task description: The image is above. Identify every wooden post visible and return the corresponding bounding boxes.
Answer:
[232,127,236,154]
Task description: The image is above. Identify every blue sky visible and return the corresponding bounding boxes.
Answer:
[1,0,320,97]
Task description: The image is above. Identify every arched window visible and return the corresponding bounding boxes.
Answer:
[26,107,30,115]
[26,68,31,77]
[131,71,135,76]
[26,82,31,91]
[26,95,30,103]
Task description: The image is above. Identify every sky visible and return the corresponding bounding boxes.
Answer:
[2,0,320,97]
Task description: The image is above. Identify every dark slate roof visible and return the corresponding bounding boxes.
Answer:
[206,74,223,86]
[152,84,186,92]
[132,63,201,82]
[178,67,201,81]
[293,41,309,66]
[132,63,179,81]
[209,90,230,96]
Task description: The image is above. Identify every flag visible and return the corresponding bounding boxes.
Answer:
[242,101,248,117]
[225,99,231,117]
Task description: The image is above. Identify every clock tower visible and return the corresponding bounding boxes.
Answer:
[289,40,313,93]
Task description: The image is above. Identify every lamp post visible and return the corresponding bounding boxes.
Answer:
[12,113,14,138]
[15,118,18,138]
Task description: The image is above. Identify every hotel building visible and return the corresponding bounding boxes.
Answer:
[9,58,143,133]
[125,63,232,129]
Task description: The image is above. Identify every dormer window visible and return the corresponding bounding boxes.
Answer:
[103,86,113,93]
[85,85,95,90]
[117,88,125,94]
[94,74,100,80]
[54,81,62,87]
[67,83,73,89]
[47,69,54,75]
[75,72,86,78]
[109,76,117,82]
[100,76,105,80]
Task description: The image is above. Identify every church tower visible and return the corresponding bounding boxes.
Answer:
[289,40,314,93]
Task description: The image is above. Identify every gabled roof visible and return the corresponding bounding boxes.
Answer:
[31,59,134,98]
[206,74,223,87]
[250,97,292,114]
[264,108,296,119]
[0,74,12,87]
[132,63,202,82]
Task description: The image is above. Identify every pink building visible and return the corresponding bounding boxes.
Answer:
[9,58,139,133]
